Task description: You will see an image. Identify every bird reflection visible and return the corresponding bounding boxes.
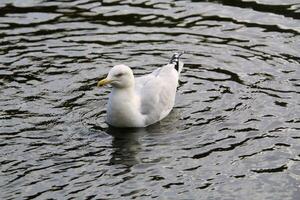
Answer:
[106,126,146,167]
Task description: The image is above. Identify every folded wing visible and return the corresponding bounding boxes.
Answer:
[135,64,180,126]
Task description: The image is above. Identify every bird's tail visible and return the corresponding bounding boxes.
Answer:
[169,52,184,74]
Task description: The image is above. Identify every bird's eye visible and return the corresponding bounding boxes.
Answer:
[115,73,123,77]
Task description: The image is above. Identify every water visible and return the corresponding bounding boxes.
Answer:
[0,0,300,199]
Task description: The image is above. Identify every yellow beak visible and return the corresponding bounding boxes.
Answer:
[97,78,112,87]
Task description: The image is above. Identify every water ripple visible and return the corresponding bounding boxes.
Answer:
[0,0,300,199]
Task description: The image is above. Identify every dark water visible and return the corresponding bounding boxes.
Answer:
[1,0,300,199]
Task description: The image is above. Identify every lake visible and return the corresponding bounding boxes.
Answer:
[0,0,300,199]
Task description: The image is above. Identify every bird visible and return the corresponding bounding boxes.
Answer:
[97,52,184,128]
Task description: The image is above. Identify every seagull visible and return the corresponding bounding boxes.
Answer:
[97,52,184,127]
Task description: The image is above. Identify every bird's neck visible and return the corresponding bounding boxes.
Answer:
[109,86,138,112]
[107,86,144,127]
[111,86,135,97]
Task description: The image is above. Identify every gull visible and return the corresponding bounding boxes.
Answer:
[97,52,184,127]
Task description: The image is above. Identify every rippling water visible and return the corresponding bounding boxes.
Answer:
[1,0,300,199]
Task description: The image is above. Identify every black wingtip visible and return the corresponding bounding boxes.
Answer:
[169,51,184,71]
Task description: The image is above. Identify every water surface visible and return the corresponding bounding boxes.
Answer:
[0,0,300,199]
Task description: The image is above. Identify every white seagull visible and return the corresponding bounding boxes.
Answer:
[97,52,184,127]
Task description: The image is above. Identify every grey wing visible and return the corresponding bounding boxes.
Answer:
[135,68,161,91]
[135,66,179,125]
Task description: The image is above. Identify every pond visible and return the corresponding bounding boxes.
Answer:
[0,0,300,199]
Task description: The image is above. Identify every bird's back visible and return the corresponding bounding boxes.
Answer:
[136,60,183,126]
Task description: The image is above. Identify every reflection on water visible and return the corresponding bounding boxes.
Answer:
[108,127,143,167]
[0,0,300,199]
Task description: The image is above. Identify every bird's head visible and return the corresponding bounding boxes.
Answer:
[97,64,134,88]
